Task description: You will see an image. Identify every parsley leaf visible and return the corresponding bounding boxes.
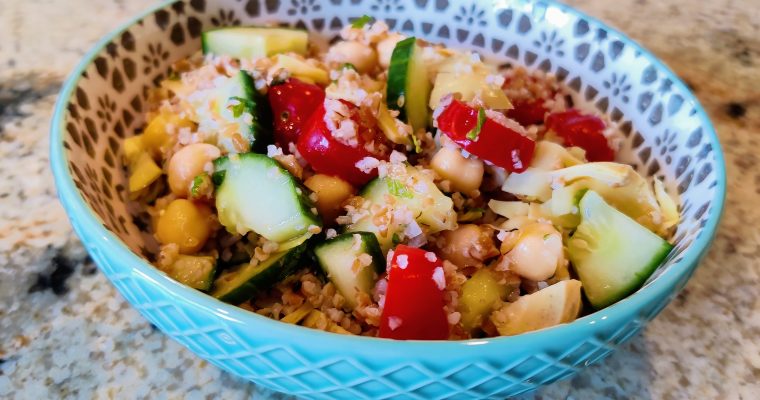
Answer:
[342,63,357,71]
[387,179,413,199]
[466,108,487,140]
[392,233,402,245]
[410,133,422,154]
[351,15,372,28]
[191,173,209,198]
[227,96,255,118]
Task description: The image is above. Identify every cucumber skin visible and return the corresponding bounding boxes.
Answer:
[386,37,416,123]
[232,71,273,153]
[213,241,309,304]
[314,232,387,275]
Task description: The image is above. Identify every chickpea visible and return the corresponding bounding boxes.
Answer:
[430,147,484,193]
[376,34,405,69]
[327,41,378,73]
[438,224,499,267]
[505,223,563,282]
[156,199,214,254]
[167,143,221,197]
[304,174,355,224]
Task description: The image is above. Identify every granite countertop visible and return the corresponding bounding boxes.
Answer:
[0,0,758,398]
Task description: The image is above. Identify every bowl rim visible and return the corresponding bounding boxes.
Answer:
[50,0,726,350]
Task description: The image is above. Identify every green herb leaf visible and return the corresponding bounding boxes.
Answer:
[387,179,413,199]
[466,108,487,140]
[351,15,372,28]
[191,173,209,198]
[410,133,422,154]
[392,233,402,245]
[228,96,255,118]
[543,234,552,241]
[341,63,357,71]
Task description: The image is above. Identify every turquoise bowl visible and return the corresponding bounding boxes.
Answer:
[50,0,725,398]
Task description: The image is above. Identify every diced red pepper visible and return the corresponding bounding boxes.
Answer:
[545,109,615,162]
[436,99,535,173]
[268,78,325,149]
[296,102,389,186]
[379,245,449,340]
[507,98,548,126]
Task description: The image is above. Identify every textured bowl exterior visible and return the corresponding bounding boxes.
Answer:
[50,0,726,398]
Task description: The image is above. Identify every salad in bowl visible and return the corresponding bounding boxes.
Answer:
[123,18,679,341]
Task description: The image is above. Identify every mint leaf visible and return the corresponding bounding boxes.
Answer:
[228,96,255,118]
[351,15,372,28]
[466,108,487,140]
[387,179,413,199]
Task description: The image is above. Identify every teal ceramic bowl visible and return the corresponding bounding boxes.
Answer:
[50,0,725,398]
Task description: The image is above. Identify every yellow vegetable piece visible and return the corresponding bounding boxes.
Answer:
[304,174,355,223]
[156,199,214,254]
[281,304,315,324]
[459,268,509,332]
[491,279,582,336]
[272,54,329,85]
[123,134,146,165]
[128,152,163,193]
[142,112,194,155]
[163,254,216,290]
[377,102,411,145]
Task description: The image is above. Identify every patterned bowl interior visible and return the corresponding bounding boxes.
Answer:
[60,0,721,331]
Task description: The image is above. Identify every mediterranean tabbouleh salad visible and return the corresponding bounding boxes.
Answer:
[123,18,680,340]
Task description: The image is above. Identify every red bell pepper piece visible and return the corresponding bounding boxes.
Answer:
[545,109,615,162]
[436,99,535,173]
[379,245,449,340]
[296,102,388,186]
[268,78,325,149]
[507,98,549,126]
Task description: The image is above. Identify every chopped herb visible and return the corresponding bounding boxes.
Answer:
[387,179,413,199]
[410,133,422,154]
[457,208,485,222]
[228,96,255,118]
[191,173,211,198]
[342,63,357,71]
[466,108,487,140]
[392,233,402,245]
[543,234,552,240]
[351,15,372,29]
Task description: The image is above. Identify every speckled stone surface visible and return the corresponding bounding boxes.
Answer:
[0,0,758,398]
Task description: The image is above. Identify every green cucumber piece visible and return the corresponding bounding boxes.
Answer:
[211,240,309,304]
[313,232,386,310]
[347,165,456,252]
[386,37,431,132]
[567,190,673,309]
[163,255,217,291]
[214,153,321,242]
[201,27,308,58]
[212,71,272,152]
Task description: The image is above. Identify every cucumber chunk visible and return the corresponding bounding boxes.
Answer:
[567,190,673,309]
[347,165,456,252]
[211,239,309,304]
[313,232,386,309]
[163,255,217,291]
[201,27,308,58]
[386,37,431,132]
[211,71,272,153]
[214,153,321,243]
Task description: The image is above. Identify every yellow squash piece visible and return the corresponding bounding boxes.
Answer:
[272,54,329,85]
[128,152,163,193]
[459,268,509,332]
